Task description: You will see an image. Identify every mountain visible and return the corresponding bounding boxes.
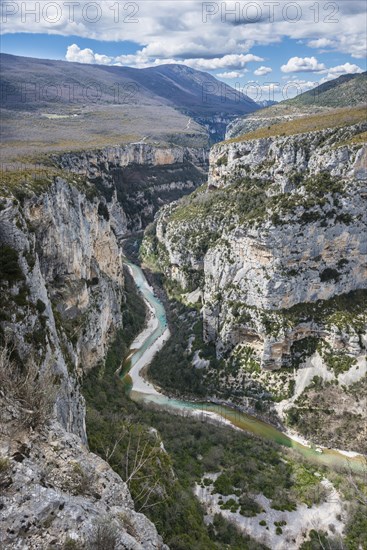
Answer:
[0,53,259,157]
[256,99,278,108]
[286,71,367,108]
[0,53,258,116]
[226,71,367,139]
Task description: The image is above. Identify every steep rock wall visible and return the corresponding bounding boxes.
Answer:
[0,176,167,549]
[149,123,367,369]
[55,143,209,231]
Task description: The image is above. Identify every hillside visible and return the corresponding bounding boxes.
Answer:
[286,71,367,108]
[0,53,259,159]
[226,105,366,142]
[226,71,367,140]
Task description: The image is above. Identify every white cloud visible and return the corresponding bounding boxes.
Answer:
[319,62,364,83]
[254,66,272,76]
[281,56,326,73]
[216,71,248,79]
[66,45,263,71]
[327,62,364,75]
[183,54,263,71]
[282,79,317,98]
[66,44,106,64]
[1,0,366,64]
[307,38,336,49]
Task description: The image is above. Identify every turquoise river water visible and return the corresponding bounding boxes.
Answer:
[123,260,365,473]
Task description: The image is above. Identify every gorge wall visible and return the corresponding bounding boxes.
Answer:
[146,121,367,369]
[140,116,367,451]
[0,171,168,548]
[55,143,209,231]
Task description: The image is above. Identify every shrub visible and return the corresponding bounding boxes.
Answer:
[98,202,110,221]
[88,519,119,550]
[67,462,94,496]
[216,155,228,167]
[320,268,340,283]
[36,299,46,313]
[63,538,84,550]
[0,457,10,474]
[0,345,57,429]
[0,245,24,284]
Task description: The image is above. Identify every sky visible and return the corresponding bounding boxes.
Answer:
[1,0,366,101]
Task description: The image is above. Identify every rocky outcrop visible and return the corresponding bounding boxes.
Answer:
[0,417,167,549]
[146,122,367,369]
[0,175,167,548]
[211,122,367,189]
[0,178,125,422]
[55,143,209,231]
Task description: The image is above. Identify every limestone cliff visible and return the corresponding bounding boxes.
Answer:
[0,174,167,548]
[142,115,367,450]
[54,143,209,231]
[150,121,366,366]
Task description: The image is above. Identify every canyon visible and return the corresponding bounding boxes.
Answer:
[0,59,366,548]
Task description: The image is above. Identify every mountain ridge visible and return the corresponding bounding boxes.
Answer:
[226,71,367,140]
[0,53,259,154]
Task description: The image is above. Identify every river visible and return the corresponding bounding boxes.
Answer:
[123,260,365,473]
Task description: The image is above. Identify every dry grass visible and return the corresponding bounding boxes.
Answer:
[226,106,367,143]
[0,345,57,429]
[338,130,367,147]
[0,103,208,162]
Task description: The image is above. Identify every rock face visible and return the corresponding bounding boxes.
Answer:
[0,418,167,549]
[55,143,209,231]
[0,176,167,548]
[0,178,125,436]
[147,122,367,369]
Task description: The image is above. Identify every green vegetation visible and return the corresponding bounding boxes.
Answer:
[320,347,357,376]
[0,457,10,474]
[151,170,352,279]
[344,505,367,550]
[286,375,367,455]
[82,267,270,549]
[216,154,228,167]
[170,177,268,228]
[82,263,331,548]
[285,72,367,109]
[147,299,221,397]
[0,166,98,203]
[0,346,57,429]
[0,245,24,284]
[278,289,366,338]
[290,337,319,368]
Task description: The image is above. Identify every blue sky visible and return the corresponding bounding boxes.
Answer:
[1,1,366,100]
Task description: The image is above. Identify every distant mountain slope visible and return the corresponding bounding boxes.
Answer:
[285,72,367,108]
[0,53,259,157]
[226,72,367,140]
[0,53,258,117]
